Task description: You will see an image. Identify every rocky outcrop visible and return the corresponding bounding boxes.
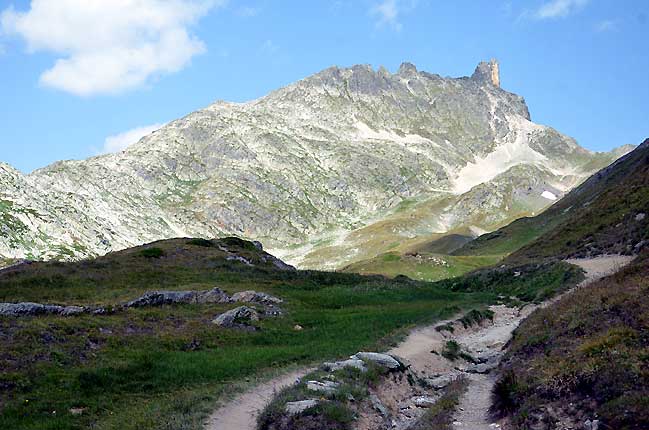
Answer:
[351,352,406,371]
[1,288,284,322]
[212,306,260,328]
[0,302,85,317]
[231,290,283,305]
[125,288,232,307]
[321,358,367,372]
[472,58,500,87]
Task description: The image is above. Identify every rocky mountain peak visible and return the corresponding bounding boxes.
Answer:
[0,61,627,269]
[397,62,418,76]
[472,59,500,87]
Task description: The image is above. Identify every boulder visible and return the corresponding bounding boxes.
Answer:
[321,359,367,372]
[212,306,259,328]
[195,288,233,304]
[425,374,455,390]
[465,363,494,374]
[125,288,232,307]
[0,302,86,317]
[285,399,319,415]
[351,352,403,370]
[306,380,340,394]
[231,290,283,305]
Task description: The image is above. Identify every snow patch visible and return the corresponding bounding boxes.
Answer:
[541,190,557,201]
[354,122,435,146]
[453,115,548,194]
[469,225,488,237]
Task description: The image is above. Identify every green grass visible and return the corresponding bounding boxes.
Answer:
[342,252,502,283]
[0,238,583,429]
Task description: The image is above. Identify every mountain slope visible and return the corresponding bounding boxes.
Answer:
[455,139,648,261]
[0,61,627,267]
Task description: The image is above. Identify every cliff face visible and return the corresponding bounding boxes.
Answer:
[472,59,500,87]
[0,61,628,268]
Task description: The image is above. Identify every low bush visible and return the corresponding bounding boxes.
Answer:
[140,247,165,258]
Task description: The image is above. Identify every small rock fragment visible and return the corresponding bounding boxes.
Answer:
[413,396,437,408]
[369,394,389,418]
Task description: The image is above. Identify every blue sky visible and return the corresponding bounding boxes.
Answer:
[1,0,647,173]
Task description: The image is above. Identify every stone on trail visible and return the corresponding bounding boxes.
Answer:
[351,352,404,370]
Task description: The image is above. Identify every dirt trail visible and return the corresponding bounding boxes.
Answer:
[204,368,308,430]
[450,255,634,430]
[204,255,633,430]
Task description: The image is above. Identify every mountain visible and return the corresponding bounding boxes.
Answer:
[0,60,629,268]
[455,138,649,261]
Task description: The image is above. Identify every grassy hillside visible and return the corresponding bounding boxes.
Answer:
[0,237,582,430]
[342,252,502,282]
[455,139,649,260]
[494,252,649,429]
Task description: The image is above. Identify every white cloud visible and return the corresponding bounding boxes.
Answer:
[1,0,223,96]
[596,19,617,32]
[371,0,402,31]
[101,123,165,154]
[534,0,589,20]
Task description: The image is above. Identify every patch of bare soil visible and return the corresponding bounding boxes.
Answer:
[204,368,309,430]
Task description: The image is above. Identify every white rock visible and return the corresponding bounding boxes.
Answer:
[285,399,319,415]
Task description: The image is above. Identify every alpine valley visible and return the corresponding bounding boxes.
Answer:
[0,61,631,269]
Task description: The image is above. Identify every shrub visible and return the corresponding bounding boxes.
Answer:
[490,370,520,418]
[458,309,495,328]
[186,238,214,247]
[140,247,164,259]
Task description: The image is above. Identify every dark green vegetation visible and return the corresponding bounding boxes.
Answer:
[140,247,165,259]
[457,139,649,262]
[494,252,649,429]
[440,340,477,364]
[0,235,583,429]
[458,308,494,328]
